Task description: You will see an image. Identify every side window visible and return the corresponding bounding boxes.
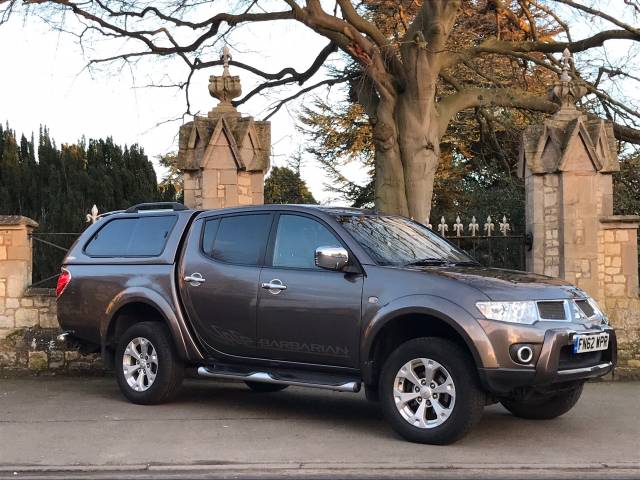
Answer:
[272,215,342,269]
[202,214,271,266]
[85,216,177,257]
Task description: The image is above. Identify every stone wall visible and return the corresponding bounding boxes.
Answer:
[0,216,102,376]
[598,218,640,377]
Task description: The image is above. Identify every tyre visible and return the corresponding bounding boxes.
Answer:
[500,384,583,420]
[379,337,484,444]
[244,381,289,393]
[115,321,184,405]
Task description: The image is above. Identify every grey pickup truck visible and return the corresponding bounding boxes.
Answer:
[57,202,616,444]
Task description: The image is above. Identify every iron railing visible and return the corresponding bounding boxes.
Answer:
[428,215,529,271]
[30,233,80,288]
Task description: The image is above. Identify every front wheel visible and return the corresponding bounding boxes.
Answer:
[500,384,583,420]
[379,337,484,445]
[115,322,184,405]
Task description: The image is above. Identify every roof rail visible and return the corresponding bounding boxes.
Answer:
[124,202,188,213]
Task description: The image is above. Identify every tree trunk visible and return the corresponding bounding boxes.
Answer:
[373,99,409,216]
[396,91,440,225]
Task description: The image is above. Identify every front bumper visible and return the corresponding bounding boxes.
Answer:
[479,327,616,395]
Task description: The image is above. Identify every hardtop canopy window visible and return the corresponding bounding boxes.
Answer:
[335,215,474,267]
[84,215,177,257]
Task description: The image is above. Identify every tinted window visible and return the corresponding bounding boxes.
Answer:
[202,214,271,266]
[335,215,473,266]
[272,215,341,269]
[85,216,177,257]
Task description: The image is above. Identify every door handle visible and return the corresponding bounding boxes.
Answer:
[261,279,287,294]
[184,272,206,285]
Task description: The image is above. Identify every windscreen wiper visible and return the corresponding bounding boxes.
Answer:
[404,258,480,267]
[404,257,448,266]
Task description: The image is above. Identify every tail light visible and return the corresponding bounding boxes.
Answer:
[56,268,71,297]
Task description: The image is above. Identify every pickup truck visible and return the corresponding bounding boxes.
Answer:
[57,202,616,444]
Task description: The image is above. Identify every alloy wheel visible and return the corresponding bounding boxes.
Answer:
[393,357,456,429]
[122,337,158,392]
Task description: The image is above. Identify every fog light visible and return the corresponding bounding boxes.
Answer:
[509,344,536,365]
[516,345,533,364]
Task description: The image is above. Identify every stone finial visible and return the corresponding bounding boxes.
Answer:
[208,45,242,116]
[222,45,231,76]
[550,48,587,114]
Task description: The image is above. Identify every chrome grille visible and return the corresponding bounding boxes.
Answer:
[537,301,566,320]
[575,299,595,318]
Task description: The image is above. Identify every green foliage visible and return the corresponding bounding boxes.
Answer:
[157,152,184,203]
[614,154,640,216]
[299,99,374,207]
[0,122,163,284]
[264,166,317,205]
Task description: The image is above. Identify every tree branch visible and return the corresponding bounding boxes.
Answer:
[263,74,356,121]
[437,88,557,136]
[443,29,639,70]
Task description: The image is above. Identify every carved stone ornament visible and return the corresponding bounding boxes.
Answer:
[208,46,242,115]
[550,49,588,112]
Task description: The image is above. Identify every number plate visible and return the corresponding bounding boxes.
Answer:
[572,332,609,354]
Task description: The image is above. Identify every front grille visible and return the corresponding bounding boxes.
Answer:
[537,301,566,320]
[575,299,595,318]
[558,346,603,370]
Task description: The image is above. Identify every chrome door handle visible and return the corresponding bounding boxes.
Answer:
[261,279,287,294]
[184,272,206,285]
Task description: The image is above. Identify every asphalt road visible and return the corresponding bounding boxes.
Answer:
[0,377,638,479]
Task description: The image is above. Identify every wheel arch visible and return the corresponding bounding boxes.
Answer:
[361,296,497,385]
[102,288,192,368]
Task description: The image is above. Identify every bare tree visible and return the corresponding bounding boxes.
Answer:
[3,0,640,222]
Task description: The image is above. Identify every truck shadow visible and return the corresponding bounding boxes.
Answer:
[174,379,524,444]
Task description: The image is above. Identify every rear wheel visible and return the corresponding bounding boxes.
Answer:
[115,322,183,405]
[500,384,583,420]
[244,381,289,393]
[379,337,484,444]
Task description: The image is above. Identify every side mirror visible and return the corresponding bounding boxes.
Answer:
[315,246,349,271]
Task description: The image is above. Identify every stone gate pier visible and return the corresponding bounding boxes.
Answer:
[519,51,640,376]
[177,47,270,209]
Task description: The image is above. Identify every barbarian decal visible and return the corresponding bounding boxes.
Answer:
[259,338,349,358]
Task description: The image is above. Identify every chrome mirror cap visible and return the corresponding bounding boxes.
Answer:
[315,246,349,271]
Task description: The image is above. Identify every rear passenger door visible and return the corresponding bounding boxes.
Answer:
[256,213,363,368]
[180,212,273,358]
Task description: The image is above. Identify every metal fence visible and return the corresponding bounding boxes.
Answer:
[428,215,530,271]
[30,233,80,289]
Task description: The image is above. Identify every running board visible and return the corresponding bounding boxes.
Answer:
[197,366,361,393]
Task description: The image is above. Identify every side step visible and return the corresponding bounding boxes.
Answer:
[197,366,361,393]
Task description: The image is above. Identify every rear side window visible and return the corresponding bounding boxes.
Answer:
[84,216,177,257]
[202,214,272,266]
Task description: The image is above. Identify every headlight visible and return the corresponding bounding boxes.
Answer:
[586,297,604,317]
[476,301,538,324]
[587,297,608,324]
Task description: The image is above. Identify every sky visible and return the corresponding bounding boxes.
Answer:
[0,3,366,205]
